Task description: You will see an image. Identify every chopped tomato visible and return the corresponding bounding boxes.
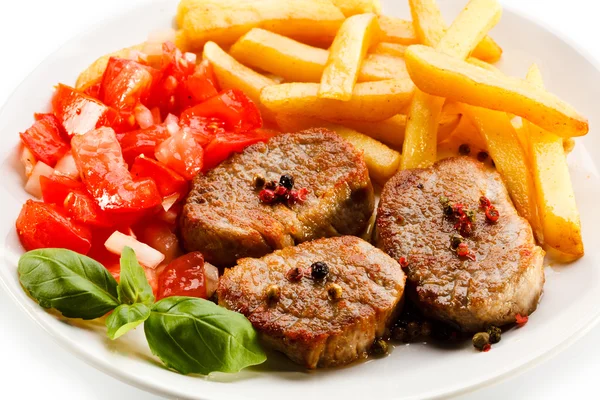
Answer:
[40,175,84,204]
[203,130,274,171]
[118,124,171,164]
[71,127,162,212]
[155,129,204,180]
[52,84,114,136]
[134,220,181,265]
[20,115,70,167]
[180,89,262,133]
[157,252,206,300]
[100,57,157,111]
[81,79,102,99]
[175,60,219,110]
[130,156,189,198]
[64,191,112,227]
[16,200,92,254]
[181,116,226,146]
[34,113,69,140]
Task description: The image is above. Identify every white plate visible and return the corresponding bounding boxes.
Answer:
[1,1,600,399]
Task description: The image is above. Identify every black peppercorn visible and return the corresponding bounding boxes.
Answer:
[417,183,424,189]
[477,151,489,162]
[279,174,295,190]
[459,144,471,155]
[311,261,329,280]
[450,235,464,250]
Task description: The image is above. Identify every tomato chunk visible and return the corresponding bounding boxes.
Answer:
[175,60,219,110]
[71,127,162,212]
[20,115,70,167]
[100,57,157,111]
[16,200,92,254]
[118,124,171,164]
[157,252,206,300]
[40,175,84,204]
[203,130,274,171]
[130,156,188,198]
[180,89,262,133]
[52,84,114,136]
[181,116,226,146]
[155,129,204,180]
[64,191,112,227]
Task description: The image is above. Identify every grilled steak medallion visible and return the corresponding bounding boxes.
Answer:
[181,129,374,267]
[217,236,405,369]
[376,157,545,332]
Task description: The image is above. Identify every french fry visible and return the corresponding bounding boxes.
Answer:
[330,0,382,17]
[320,14,380,100]
[378,16,419,45]
[275,115,401,185]
[370,42,407,57]
[230,29,408,83]
[404,44,589,137]
[524,64,583,258]
[260,79,414,122]
[439,115,488,152]
[202,41,276,122]
[563,138,576,154]
[408,0,502,63]
[75,43,145,89]
[401,0,502,169]
[460,104,543,240]
[179,0,345,50]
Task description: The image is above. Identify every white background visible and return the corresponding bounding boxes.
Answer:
[0,0,598,399]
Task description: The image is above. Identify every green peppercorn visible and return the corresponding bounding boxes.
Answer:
[487,325,502,344]
[439,195,450,206]
[327,283,343,301]
[466,210,476,223]
[371,339,389,356]
[472,332,490,350]
[450,234,464,250]
[265,284,280,303]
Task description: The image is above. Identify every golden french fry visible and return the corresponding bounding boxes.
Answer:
[408,0,502,63]
[370,42,407,57]
[179,0,345,50]
[439,115,487,151]
[320,13,380,100]
[202,41,276,122]
[524,64,583,258]
[404,44,589,137]
[260,79,414,122]
[275,115,401,184]
[378,16,419,45]
[230,29,408,83]
[75,43,145,89]
[330,0,382,16]
[401,0,503,169]
[460,104,543,240]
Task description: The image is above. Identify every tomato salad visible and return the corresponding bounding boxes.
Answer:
[15,42,274,300]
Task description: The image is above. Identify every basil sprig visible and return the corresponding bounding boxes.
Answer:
[17,247,266,375]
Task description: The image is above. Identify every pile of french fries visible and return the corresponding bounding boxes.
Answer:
[76,0,587,260]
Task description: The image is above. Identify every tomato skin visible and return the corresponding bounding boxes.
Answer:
[203,130,274,171]
[52,84,113,137]
[64,191,113,227]
[40,175,84,204]
[100,57,157,111]
[181,116,226,146]
[175,61,219,111]
[118,124,171,164]
[71,127,162,212]
[155,130,204,180]
[20,115,70,167]
[157,252,207,300]
[180,89,262,133]
[130,156,189,198]
[16,200,92,254]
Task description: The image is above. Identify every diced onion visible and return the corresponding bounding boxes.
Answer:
[165,114,180,135]
[25,161,54,198]
[105,231,165,269]
[204,263,219,298]
[184,52,197,65]
[54,153,79,180]
[134,104,154,129]
[20,146,37,178]
[162,193,180,212]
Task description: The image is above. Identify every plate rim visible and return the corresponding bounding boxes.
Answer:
[1,1,599,399]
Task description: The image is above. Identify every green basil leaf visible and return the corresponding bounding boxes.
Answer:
[117,246,155,305]
[106,303,151,340]
[144,297,266,375]
[18,248,119,319]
